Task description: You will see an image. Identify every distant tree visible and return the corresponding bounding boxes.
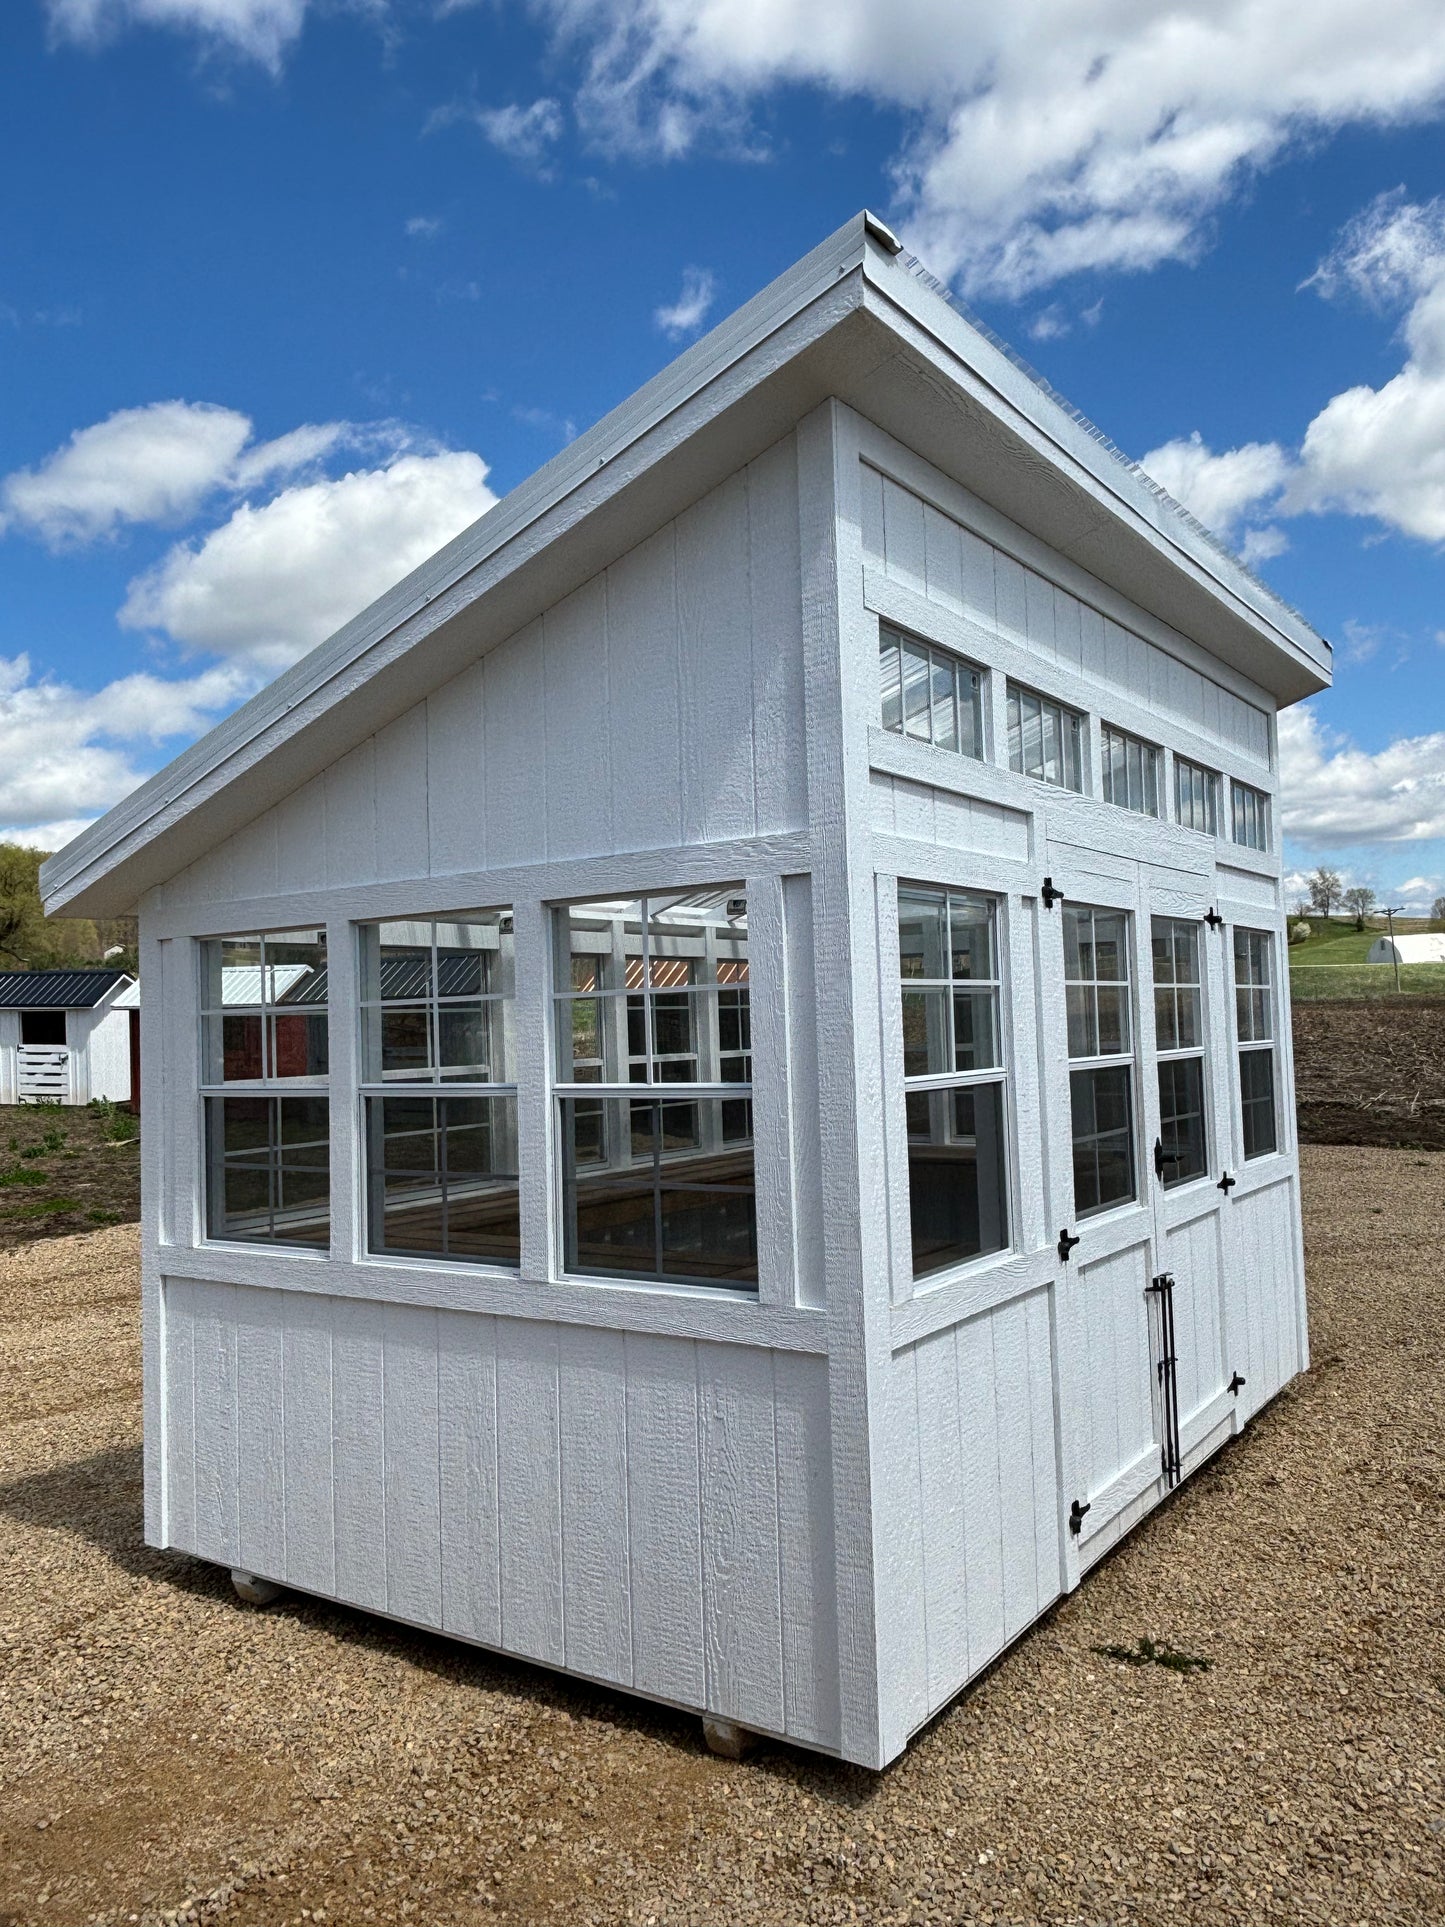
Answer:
[1434,895,1445,925]
[1343,885,1376,932]
[0,844,102,971]
[1308,866,1343,918]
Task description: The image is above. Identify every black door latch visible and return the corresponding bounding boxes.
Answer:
[1217,1170,1237,1193]
[1058,1227,1081,1263]
[1205,907,1224,930]
[1069,1498,1092,1536]
[1153,1137,1183,1181]
[1041,876,1065,910]
[1228,1371,1247,1396]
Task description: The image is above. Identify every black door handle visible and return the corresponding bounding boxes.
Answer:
[1153,1137,1183,1180]
[1058,1228,1081,1263]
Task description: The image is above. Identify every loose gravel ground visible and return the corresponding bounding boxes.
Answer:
[2,1146,1442,1927]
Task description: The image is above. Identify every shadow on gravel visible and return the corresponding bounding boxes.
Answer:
[0,1441,875,1804]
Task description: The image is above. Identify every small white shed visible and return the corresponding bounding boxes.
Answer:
[0,968,136,1105]
[1366,933,1445,964]
[39,214,1330,1768]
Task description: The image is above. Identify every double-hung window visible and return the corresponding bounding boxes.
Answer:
[360,914,519,1266]
[1231,780,1269,852]
[878,624,985,758]
[1151,919,1208,1186]
[1007,682,1084,791]
[1064,906,1137,1215]
[1174,756,1220,836]
[1100,723,1161,816]
[554,891,756,1290]
[896,887,1009,1277]
[200,930,330,1248]
[1233,929,1278,1159]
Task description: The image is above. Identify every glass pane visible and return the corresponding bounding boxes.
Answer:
[435,922,493,999]
[368,923,432,1002]
[1095,986,1129,1057]
[1007,687,1023,772]
[1151,926,1176,987]
[953,990,999,1072]
[959,670,983,760]
[1158,1057,1207,1186]
[379,1006,431,1077]
[1240,1049,1278,1159]
[880,634,903,732]
[200,936,260,1012]
[269,1010,328,1079]
[1070,1065,1136,1216]
[905,1081,1009,1277]
[214,1011,264,1082]
[948,895,994,980]
[1063,907,1090,984]
[898,889,949,981]
[1154,986,1180,1055]
[1066,983,1097,1059]
[1041,702,1063,785]
[437,1003,490,1080]
[206,1095,330,1248]
[1021,691,1043,778]
[1092,914,1128,983]
[930,652,959,750]
[901,988,950,1078]
[902,642,931,738]
[1062,710,1082,792]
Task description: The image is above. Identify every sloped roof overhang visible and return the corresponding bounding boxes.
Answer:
[43,213,1330,919]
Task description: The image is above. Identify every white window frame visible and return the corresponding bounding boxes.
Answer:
[878,622,986,760]
[1100,722,1162,817]
[1150,917,1210,1188]
[1233,927,1279,1160]
[1231,779,1270,852]
[1006,680,1085,792]
[1174,755,1221,836]
[1063,904,1139,1218]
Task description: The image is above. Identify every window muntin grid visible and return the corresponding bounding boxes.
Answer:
[198,929,330,1248]
[1175,756,1220,836]
[553,891,756,1290]
[1231,780,1270,852]
[896,886,1010,1278]
[1100,723,1161,817]
[878,624,984,759]
[1233,927,1278,1159]
[1006,682,1084,791]
[1151,918,1208,1187]
[1064,905,1137,1216]
[359,913,519,1268]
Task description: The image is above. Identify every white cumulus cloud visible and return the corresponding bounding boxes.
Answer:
[1279,707,1445,850]
[433,97,566,170]
[1140,431,1292,541]
[119,450,498,670]
[654,265,716,340]
[45,0,308,70]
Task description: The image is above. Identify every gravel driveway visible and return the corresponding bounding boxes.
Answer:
[2,1145,1442,1926]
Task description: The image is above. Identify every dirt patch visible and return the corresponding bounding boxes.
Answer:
[1292,997,1445,1151]
[0,1102,140,1252]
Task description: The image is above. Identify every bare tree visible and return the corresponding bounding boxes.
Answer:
[1308,866,1343,918]
[1343,885,1376,931]
[1434,895,1445,925]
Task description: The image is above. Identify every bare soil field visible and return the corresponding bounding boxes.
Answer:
[2,1146,1443,1927]
[1292,998,1445,1152]
[0,1104,140,1253]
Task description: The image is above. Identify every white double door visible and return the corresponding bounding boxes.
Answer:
[1038,831,1241,1561]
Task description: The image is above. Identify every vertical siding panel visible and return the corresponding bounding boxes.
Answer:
[624,1333,705,1707]
[956,1310,1005,1667]
[879,1351,928,1744]
[273,776,327,895]
[748,437,807,836]
[437,1309,501,1646]
[1026,1287,1062,1606]
[881,477,926,595]
[915,1333,968,1708]
[923,503,963,613]
[859,462,885,566]
[236,1294,286,1582]
[227,814,278,903]
[163,1277,197,1551]
[992,1299,1040,1632]
[373,705,430,884]
[1054,588,1083,676]
[606,526,683,854]
[1024,569,1057,663]
[281,1290,335,1597]
[783,874,826,1310]
[892,777,936,845]
[677,472,756,844]
[324,740,378,888]
[958,528,996,629]
[698,1344,784,1731]
[1078,602,1107,681]
[773,1355,839,1747]
[382,1303,442,1626]
[483,621,545,870]
[496,1317,564,1665]
[427,658,487,878]
[993,551,1027,643]
[331,1296,388,1612]
[544,579,613,862]
[558,1324,632,1684]
[191,1280,240,1568]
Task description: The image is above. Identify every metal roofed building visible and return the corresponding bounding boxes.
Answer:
[0,967,136,1105]
[41,213,1331,1768]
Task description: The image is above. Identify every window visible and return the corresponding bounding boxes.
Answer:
[554,891,756,1290]
[1151,919,1208,1187]
[1231,780,1269,852]
[1174,756,1220,836]
[20,1010,66,1046]
[1064,906,1136,1216]
[1100,724,1161,816]
[1007,682,1084,791]
[878,624,984,758]
[360,914,519,1266]
[200,931,329,1248]
[1233,929,1278,1159]
[896,887,1009,1278]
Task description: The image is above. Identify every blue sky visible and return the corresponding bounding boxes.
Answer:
[3,0,1445,907]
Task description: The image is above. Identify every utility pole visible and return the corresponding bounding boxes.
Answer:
[1382,905,1404,994]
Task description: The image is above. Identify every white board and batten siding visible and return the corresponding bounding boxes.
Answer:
[162,1278,841,1749]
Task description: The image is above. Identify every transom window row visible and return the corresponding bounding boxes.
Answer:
[877,620,1272,849]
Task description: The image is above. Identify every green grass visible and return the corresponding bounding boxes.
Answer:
[1290,962,1445,1001]
[1094,1636,1212,1676]
[1,1196,79,1218]
[0,1167,49,1187]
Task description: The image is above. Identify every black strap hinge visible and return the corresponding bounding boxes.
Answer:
[1068,1498,1091,1535]
[1058,1227,1081,1263]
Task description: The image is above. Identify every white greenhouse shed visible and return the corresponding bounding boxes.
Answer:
[0,968,136,1105]
[40,214,1331,1769]
[1366,933,1445,965]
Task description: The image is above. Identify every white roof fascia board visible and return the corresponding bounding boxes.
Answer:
[854,251,1330,693]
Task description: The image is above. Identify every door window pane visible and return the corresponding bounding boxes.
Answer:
[1157,1057,1208,1186]
[1064,905,1137,1215]
[1070,1066,1137,1216]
